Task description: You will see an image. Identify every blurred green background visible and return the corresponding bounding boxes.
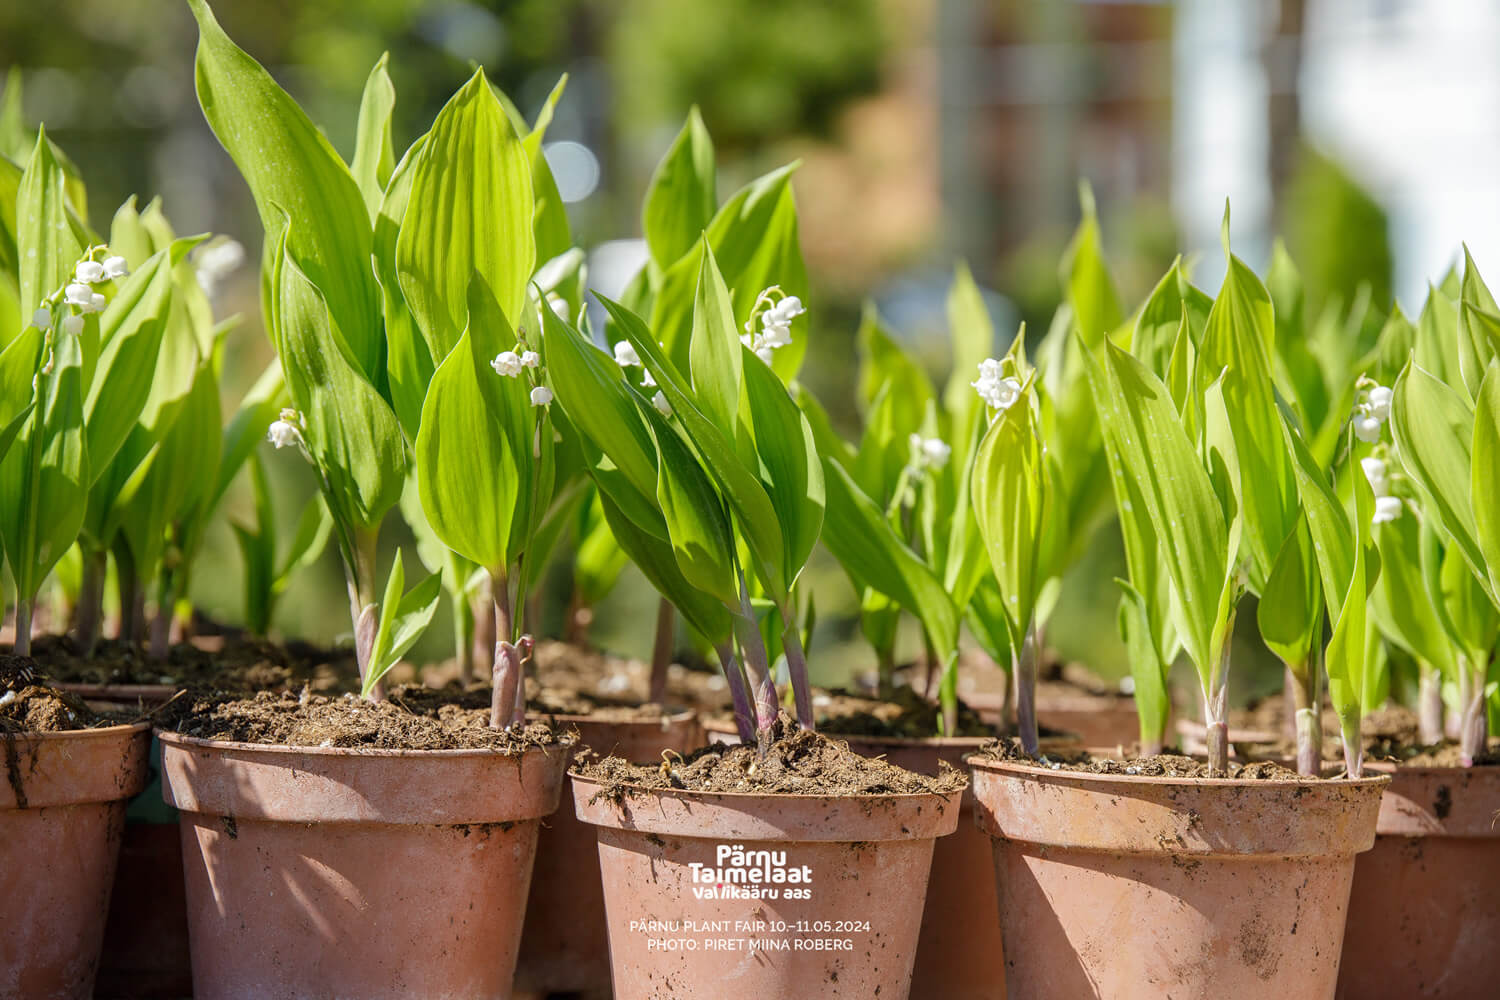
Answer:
[2,0,1414,708]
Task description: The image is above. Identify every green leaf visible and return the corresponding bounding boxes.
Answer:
[375,134,433,437]
[85,239,203,478]
[1470,361,1500,603]
[1390,363,1488,598]
[602,294,788,601]
[275,488,332,588]
[1414,282,1461,390]
[1257,518,1322,671]
[742,348,825,587]
[415,327,519,572]
[275,232,406,531]
[1371,504,1455,677]
[212,360,285,509]
[1130,259,1187,376]
[17,127,82,318]
[971,382,1048,646]
[643,107,716,270]
[362,551,443,697]
[519,76,572,263]
[821,455,958,662]
[596,488,733,643]
[650,403,738,608]
[1085,338,1230,684]
[1199,248,1298,590]
[688,243,742,442]
[1060,183,1123,346]
[396,69,535,363]
[1118,580,1170,746]
[350,53,396,223]
[188,0,381,378]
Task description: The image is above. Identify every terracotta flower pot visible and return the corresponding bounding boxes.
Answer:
[52,683,192,999]
[160,731,568,1000]
[1337,763,1500,999]
[970,757,1388,999]
[513,708,700,997]
[0,722,151,1000]
[571,775,962,999]
[841,735,1005,1000]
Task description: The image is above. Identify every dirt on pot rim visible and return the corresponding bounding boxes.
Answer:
[976,736,1319,780]
[158,687,572,752]
[575,714,969,800]
[0,653,140,733]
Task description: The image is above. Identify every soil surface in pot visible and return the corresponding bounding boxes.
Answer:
[1361,704,1500,766]
[577,715,968,798]
[0,654,137,733]
[158,687,570,751]
[976,737,1313,780]
[394,676,681,724]
[24,633,355,692]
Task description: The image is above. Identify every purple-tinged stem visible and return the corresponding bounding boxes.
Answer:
[715,641,757,745]
[490,573,520,731]
[735,572,777,753]
[779,600,814,731]
[1014,619,1039,756]
[1289,655,1322,777]
[1458,657,1488,767]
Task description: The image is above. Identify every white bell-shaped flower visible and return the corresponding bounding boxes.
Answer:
[491,351,524,377]
[652,390,672,416]
[101,255,129,280]
[1353,414,1382,443]
[76,259,106,284]
[61,314,84,336]
[614,341,641,367]
[1366,385,1393,422]
[521,350,540,369]
[64,283,92,308]
[1372,495,1403,525]
[530,385,553,406]
[32,307,51,331]
[1360,456,1388,497]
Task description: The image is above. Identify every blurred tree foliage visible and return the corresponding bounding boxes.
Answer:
[1279,143,1393,311]
[608,0,886,150]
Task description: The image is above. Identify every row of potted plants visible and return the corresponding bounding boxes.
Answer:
[2,2,1497,998]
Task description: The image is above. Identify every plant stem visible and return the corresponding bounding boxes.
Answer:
[1339,714,1364,779]
[1281,663,1301,744]
[715,641,757,744]
[13,597,33,657]
[649,597,674,705]
[876,643,896,700]
[75,547,107,656]
[1014,619,1039,755]
[735,572,777,753]
[1417,662,1444,746]
[779,599,815,731]
[452,589,474,684]
[148,577,173,661]
[473,576,495,680]
[1288,655,1322,777]
[1203,613,1235,776]
[1458,654,1488,767]
[345,526,382,703]
[489,572,520,730]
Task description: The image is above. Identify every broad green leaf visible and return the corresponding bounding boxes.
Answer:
[1060,183,1123,346]
[415,327,519,572]
[742,347,825,586]
[276,488,332,587]
[375,133,432,436]
[1199,248,1298,590]
[821,455,958,662]
[1414,282,1461,390]
[350,53,396,222]
[688,244,742,442]
[397,69,534,363]
[1281,420,1354,620]
[1085,339,1229,681]
[1390,363,1488,597]
[643,107,715,270]
[596,488,733,643]
[573,489,628,606]
[212,360,285,509]
[362,551,443,696]
[275,234,405,531]
[189,0,381,377]
[0,324,87,598]
[17,128,82,318]
[602,294,788,601]
[971,383,1047,645]
[1457,300,1500,402]
[1470,361,1500,603]
[650,403,738,608]
[794,383,856,469]
[1118,580,1170,746]
[1131,259,1187,376]
[1257,517,1322,671]
[1371,504,1455,677]
[943,262,995,471]
[85,239,203,478]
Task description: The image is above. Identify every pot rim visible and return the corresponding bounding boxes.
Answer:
[156,727,574,760]
[969,754,1391,789]
[528,705,698,727]
[5,720,151,742]
[567,770,966,804]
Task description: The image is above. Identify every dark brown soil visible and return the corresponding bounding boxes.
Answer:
[576,715,968,799]
[0,654,130,733]
[813,685,996,738]
[159,687,572,752]
[23,633,356,692]
[977,737,1314,780]
[530,639,731,711]
[380,680,677,724]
